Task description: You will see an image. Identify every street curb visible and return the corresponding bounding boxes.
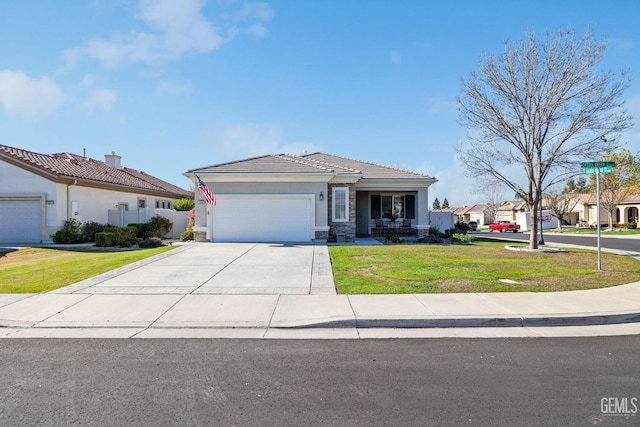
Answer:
[278,311,640,329]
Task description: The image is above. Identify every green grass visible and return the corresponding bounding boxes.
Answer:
[329,240,640,294]
[0,246,175,293]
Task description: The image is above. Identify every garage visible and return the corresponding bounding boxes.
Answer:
[0,198,42,243]
[212,195,313,242]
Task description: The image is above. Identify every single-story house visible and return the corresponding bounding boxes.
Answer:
[185,152,437,242]
[567,193,640,226]
[0,144,192,243]
[495,200,530,222]
[453,204,491,226]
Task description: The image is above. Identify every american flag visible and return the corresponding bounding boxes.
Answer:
[196,175,216,205]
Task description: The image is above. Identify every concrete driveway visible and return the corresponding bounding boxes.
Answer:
[54,242,336,296]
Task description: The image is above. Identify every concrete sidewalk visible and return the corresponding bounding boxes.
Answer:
[2,282,640,338]
[1,241,640,339]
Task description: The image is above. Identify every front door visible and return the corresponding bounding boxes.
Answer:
[355,191,370,235]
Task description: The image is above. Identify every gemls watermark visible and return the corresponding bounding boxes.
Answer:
[601,397,638,416]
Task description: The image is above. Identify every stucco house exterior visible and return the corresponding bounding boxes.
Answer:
[185,153,437,242]
[0,144,192,244]
[567,193,640,227]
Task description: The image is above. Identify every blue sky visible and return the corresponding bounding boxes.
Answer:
[1,0,638,206]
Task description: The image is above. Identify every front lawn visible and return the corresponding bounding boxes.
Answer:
[329,241,640,294]
[0,246,175,293]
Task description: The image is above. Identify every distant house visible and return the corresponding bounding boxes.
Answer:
[0,144,192,243]
[453,204,491,226]
[495,200,530,222]
[185,152,437,242]
[568,193,640,226]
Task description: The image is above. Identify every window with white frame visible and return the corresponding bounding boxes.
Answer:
[332,187,349,222]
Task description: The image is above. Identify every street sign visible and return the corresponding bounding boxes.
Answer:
[583,166,613,174]
[581,161,615,168]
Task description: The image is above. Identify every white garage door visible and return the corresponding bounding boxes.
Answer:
[0,198,42,243]
[213,195,313,242]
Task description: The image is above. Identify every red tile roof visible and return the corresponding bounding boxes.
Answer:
[0,144,191,198]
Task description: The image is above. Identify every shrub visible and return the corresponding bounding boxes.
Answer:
[180,208,195,242]
[81,221,107,242]
[51,219,84,244]
[148,215,172,238]
[454,221,470,234]
[180,229,194,241]
[626,222,638,229]
[95,232,116,247]
[126,223,147,238]
[416,235,444,244]
[174,199,195,211]
[451,233,472,244]
[385,233,401,243]
[140,237,164,248]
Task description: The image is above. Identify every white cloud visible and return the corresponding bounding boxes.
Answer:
[64,0,273,69]
[225,1,273,38]
[203,122,320,159]
[65,0,225,69]
[390,50,402,65]
[0,70,65,118]
[71,74,118,112]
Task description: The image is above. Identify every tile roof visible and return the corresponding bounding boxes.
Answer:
[302,152,435,179]
[188,152,435,180]
[0,144,191,198]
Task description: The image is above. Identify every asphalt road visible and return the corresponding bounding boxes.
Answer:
[1,337,639,426]
[474,231,640,252]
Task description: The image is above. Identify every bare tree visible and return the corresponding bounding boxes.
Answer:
[456,28,632,249]
[595,149,640,229]
[545,189,579,231]
[482,182,504,224]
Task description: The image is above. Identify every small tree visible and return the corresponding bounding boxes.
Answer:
[457,28,632,249]
[441,198,450,209]
[565,177,591,194]
[432,197,441,210]
[593,149,640,229]
[545,188,580,231]
[482,182,504,224]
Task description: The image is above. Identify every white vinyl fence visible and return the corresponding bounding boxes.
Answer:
[107,208,190,239]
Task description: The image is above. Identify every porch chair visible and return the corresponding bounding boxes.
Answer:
[400,218,412,235]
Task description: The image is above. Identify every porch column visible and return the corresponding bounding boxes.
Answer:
[415,187,430,236]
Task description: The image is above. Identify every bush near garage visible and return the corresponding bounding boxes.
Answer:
[148,215,172,238]
[174,198,195,211]
[52,219,108,244]
[180,208,195,242]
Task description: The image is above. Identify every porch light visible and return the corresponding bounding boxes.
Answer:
[319,192,324,201]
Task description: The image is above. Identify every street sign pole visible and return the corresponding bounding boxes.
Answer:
[581,161,614,271]
[596,169,601,271]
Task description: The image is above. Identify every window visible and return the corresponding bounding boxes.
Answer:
[155,200,172,209]
[332,187,349,222]
[138,198,146,209]
[371,194,415,219]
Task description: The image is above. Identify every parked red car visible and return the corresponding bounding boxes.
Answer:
[488,221,520,233]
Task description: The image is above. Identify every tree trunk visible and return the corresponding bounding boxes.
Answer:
[529,205,538,249]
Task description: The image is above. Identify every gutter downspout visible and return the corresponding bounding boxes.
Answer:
[67,180,77,220]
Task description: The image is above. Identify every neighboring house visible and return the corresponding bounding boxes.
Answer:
[185,152,437,242]
[453,204,490,226]
[569,193,640,226]
[495,200,530,222]
[0,144,192,243]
